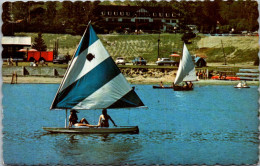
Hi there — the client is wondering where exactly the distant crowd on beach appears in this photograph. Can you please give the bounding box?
[6,57,47,67]
[196,70,209,80]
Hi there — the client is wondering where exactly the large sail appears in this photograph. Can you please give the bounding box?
[174,43,197,85]
[50,22,144,110]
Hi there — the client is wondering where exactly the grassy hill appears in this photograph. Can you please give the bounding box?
[99,33,186,62]
[196,35,259,64]
[16,32,259,64]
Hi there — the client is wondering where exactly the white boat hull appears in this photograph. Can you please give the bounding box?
[43,126,139,134]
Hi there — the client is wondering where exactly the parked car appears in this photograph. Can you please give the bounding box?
[156,58,178,66]
[53,55,70,64]
[115,57,125,65]
[132,57,147,65]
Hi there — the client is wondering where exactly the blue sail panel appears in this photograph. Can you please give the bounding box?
[108,89,144,108]
[60,39,111,92]
[74,24,99,58]
[72,74,136,109]
[52,57,121,109]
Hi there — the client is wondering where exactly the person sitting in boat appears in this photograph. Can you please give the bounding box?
[242,81,248,87]
[159,81,164,88]
[188,81,193,88]
[182,81,193,89]
[69,109,89,127]
[183,82,189,89]
[98,109,117,127]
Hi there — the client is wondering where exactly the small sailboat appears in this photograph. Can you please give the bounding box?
[173,43,197,91]
[152,81,173,89]
[152,86,173,89]
[234,81,250,88]
[43,22,145,134]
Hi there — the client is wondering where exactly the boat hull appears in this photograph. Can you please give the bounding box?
[173,85,193,91]
[234,86,250,88]
[42,126,139,134]
[152,86,173,89]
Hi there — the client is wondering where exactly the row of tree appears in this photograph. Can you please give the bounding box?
[2,0,258,36]
[2,1,100,35]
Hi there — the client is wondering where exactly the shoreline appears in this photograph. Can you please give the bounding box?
[2,76,259,85]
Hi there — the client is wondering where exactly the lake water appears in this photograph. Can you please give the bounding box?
[2,84,259,165]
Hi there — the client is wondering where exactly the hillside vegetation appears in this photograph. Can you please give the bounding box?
[16,32,259,64]
[196,36,259,64]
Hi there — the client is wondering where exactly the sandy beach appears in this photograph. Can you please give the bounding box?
[2,75,259,86]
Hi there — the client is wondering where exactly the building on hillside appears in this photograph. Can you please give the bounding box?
[2,36,31,61]
[95,5,180,33]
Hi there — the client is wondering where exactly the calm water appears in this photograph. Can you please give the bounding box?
[2,84,259,165]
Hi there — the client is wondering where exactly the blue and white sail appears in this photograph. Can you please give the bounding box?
[51,23,144,110]
[174,43,197,85]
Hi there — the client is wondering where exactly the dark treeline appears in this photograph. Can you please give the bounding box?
[2,0,258,36]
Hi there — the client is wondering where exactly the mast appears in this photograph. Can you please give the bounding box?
[157,33,160,60]
[221,40,226,65]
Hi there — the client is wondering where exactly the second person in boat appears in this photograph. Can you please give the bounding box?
[159,81,164,88]
[183,81,193,89]
[98,109,117,127]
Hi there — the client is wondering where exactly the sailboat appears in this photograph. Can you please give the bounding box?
[173,43,197,91]
[234,80,250,88]
[43,22,145,134]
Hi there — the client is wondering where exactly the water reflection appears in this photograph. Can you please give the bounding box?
[68,135,79,144]
[3,84,259,165]
[46,133,142,165]
[141,130,258,144]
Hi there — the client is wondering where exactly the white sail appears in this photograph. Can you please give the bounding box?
[50,22,144,110]
[174,43,196,85]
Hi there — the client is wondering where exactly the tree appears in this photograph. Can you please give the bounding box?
[56,1,75,34]
[2,2,14,35]
[2,2,11,23]
[32,32,47,51]
[11,1,29,22]
[45,2,57,26]
[219,0,258,32]
[254,56,259,66]
[1,1,258,34]
[181,31,196,43]
[200,0,221,33]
